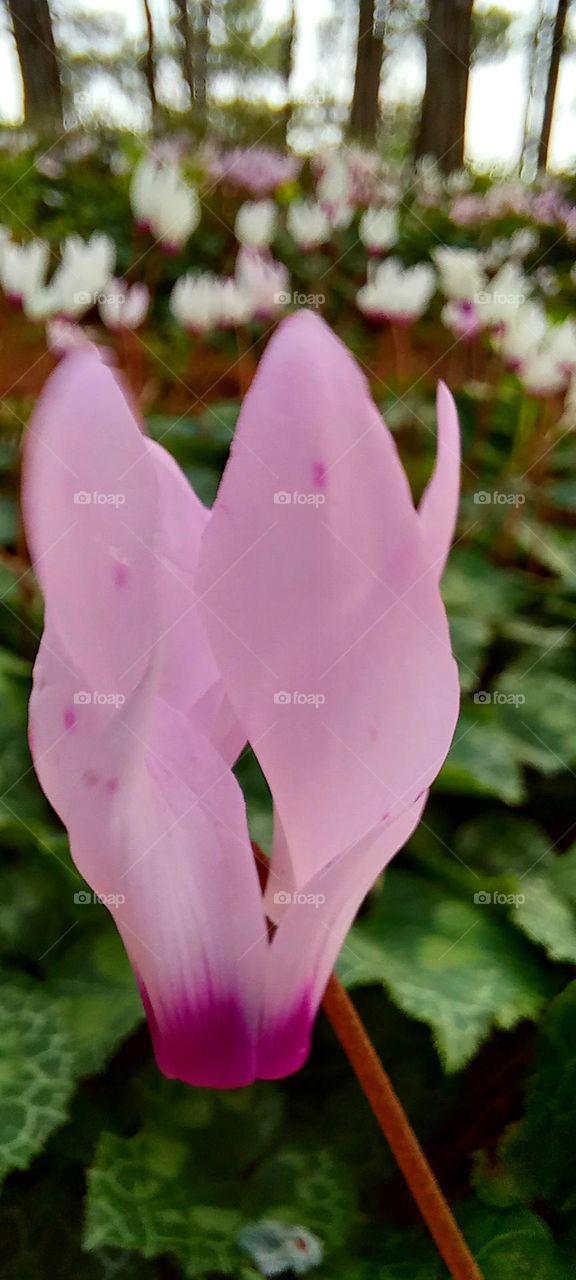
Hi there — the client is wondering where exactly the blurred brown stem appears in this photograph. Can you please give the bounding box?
[322,976,484,1280]
[389,322,413,388]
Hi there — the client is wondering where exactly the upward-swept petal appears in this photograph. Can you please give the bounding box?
[64,681,269,1087]
[418,382,461,579]
[198,311,460,890]
[24,346,158,693]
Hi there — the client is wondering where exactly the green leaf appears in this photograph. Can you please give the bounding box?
[442,548,530,622]
[457,1200,571,1280]
[487,983,576,1218]
[85,1079,355,1276]
[0,984,75,1184]
[437,707,526,803]
[46,927,143,1075]
[495,669,576,776]
[448,614,491,693]
[340,870,555,1071]
[513,847,576,964]
[455,813,553,879]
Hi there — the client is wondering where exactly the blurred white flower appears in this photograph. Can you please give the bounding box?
[316,154,354,228]
[432,247,486,302]
[481,237,509,272]
[170,272,252,332]
[235,247,289,320]
[46,317,91,357]
[519,349,568,398]
[359,207,399,255]
[24,285,61,322]
[215,278,252,328]
[49,233,116,319]
[61,232,115,282]
[547,318,576,373]
[414,155,443,202]
[235,199,277,250]
[286,199,329,250]
[496,301,548,370]
[170,273,222,332]
[477,262,531,328]
[445,169,473,194]
[534,265,560,296]
[0,238,49,308]
[130,156,200,252]
[509,228,539,258]
[99,281,149,331]
[441,299,482,340]
[356,257,436,324]
[561,373,576,428]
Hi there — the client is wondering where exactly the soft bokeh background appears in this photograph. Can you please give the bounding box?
[0,3,576,1278]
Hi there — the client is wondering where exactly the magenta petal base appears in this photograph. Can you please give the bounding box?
[140,984,259,1088]
[257,995,314,1080]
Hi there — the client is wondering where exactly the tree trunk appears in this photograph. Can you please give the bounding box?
[173,0,210,129]
[350,0,384,144]
[173,0,196,102]
[193,0,210,124]
[537,0,568,171]
[416,0,474,173]
[8,0,63,131]
[279,0,295,144]
[142,0,158,124]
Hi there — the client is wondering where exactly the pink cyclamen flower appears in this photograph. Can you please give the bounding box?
[23,312,460,1088]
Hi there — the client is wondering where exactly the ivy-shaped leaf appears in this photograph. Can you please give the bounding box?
[340,870,556,1071]
[45,926,143,1076]
[0,984,76,1184]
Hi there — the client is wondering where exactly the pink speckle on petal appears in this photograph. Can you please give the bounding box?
[113,563,130,589]
[312,461,327,488]
[63,708,76,730]
[106,777,119,794]
[82,770,100,787]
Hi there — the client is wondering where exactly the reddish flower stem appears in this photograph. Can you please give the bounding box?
[322,975,484,1280]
